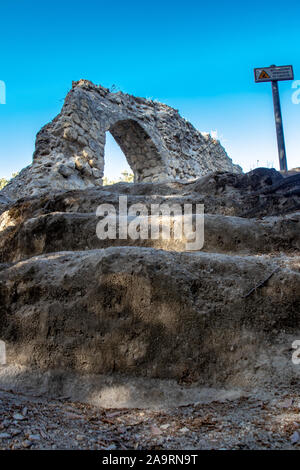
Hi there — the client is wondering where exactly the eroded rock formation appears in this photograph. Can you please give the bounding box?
[0,168,300,400]
[1,80,241,201]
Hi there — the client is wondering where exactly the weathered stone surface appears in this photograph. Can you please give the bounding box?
[0,167,300,393]
[1,168,300,263]
[0,247,299,388]
[1,210,300,263]
[1,79,241,201]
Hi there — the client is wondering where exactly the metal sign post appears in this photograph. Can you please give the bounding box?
[254,64,294,172]
[271,80,287,172]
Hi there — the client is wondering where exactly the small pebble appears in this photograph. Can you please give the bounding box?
[161,424,170,430]
[105,444,117,450]
[13,413,25,421]
[22,440,32,448]
[291,431,300,445]
[179,427,190,433]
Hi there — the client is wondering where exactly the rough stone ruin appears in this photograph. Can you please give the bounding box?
[0,81,300,419]
[1,79,240,201]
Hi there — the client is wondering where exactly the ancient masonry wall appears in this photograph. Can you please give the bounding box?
[2,79,241,200]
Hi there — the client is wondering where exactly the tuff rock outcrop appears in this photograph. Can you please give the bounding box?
[1,80,241,202]
[0,168,300,407]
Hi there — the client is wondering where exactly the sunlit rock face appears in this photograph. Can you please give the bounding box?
[1,79,241,201]
[0,168,300,392]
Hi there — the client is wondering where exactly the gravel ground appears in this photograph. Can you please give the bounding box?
[0,389,300,450]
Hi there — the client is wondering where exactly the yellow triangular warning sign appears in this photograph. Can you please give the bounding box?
[259,70,270,79]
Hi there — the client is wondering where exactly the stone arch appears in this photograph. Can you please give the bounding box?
[1,80,242,201]
[108,119,166,183]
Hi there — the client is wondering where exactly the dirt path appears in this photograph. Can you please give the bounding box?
[0,389,300,450]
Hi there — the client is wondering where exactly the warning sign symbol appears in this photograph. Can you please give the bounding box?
[254,65,293,83]
[259,70,271,79]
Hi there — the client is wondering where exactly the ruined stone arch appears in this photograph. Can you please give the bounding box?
[1,80,241,201]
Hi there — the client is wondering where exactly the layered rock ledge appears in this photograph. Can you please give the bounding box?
[0,168,300,404]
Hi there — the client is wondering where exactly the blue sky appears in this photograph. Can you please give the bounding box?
[0,0,299,180]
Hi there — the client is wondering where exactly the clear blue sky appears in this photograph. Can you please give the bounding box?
[0,0,299,180]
